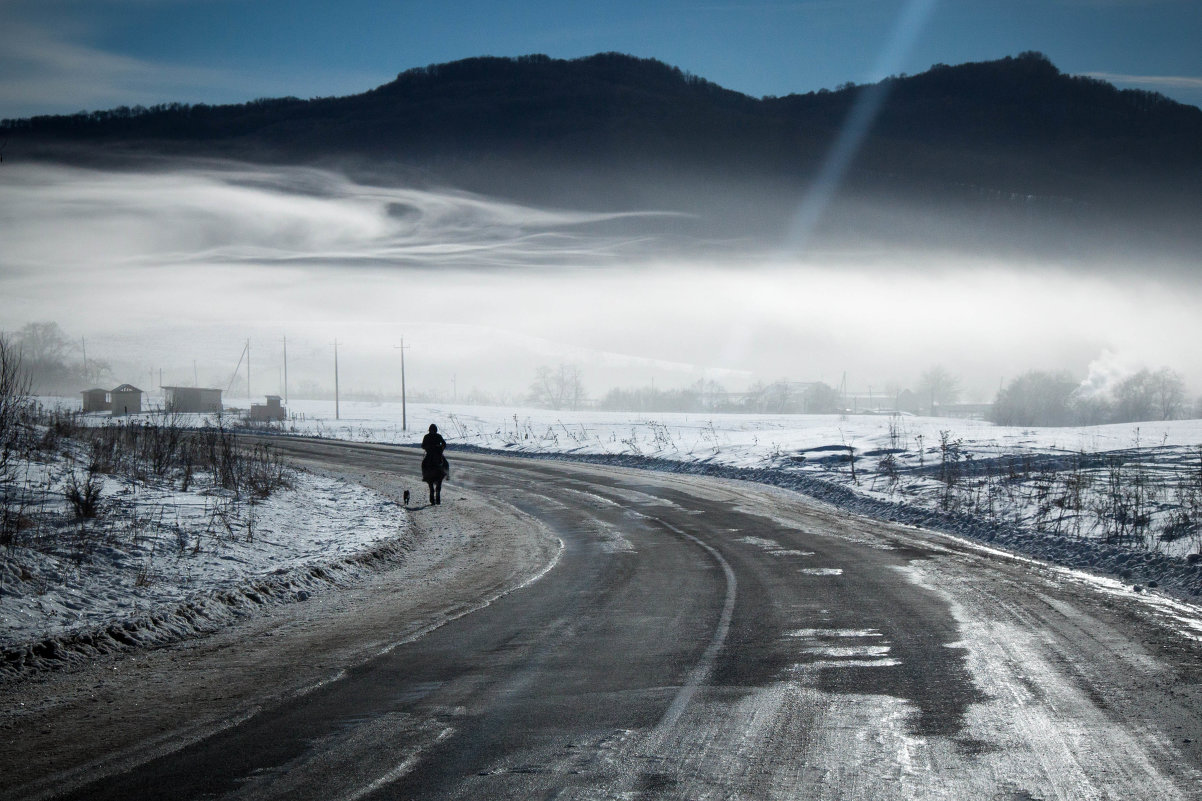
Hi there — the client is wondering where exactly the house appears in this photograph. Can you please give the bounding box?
[109,384,143,416]
[81,388,109,413]
[162,386,223,414]
[249,395,286,422]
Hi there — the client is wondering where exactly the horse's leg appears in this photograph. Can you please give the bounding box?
[427,480,436,505]
[434,478,442,505]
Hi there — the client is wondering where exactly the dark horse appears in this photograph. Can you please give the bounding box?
[421,424,449,505]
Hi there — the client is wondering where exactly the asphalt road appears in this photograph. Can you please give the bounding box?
[36,439,1202,799]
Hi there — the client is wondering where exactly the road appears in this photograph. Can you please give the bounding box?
[6,438,1202,800]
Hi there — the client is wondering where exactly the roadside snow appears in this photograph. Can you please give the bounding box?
[1,447,407,676]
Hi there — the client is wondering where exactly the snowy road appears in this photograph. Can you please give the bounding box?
[6,439,1202,799]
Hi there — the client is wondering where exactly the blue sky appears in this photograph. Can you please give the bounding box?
[2,0,1201,120]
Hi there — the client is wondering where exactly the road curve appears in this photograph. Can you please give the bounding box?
[19,439,1202,799]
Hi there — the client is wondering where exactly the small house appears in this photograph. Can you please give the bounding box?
[109,384,143,416]
[249,395,286,422]
[162,386,223,414]
[81,388,109,413]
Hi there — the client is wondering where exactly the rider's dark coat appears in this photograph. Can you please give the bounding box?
[421,431,448,482]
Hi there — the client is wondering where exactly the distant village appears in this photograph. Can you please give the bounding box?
[80,384,287,422]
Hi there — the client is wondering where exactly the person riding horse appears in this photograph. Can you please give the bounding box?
[421,424,449,505]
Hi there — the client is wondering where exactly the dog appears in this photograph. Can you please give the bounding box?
[402,489,410,507]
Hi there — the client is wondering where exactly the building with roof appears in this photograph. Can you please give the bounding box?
[81,388,109,413]
[162,386,223,414]
[249,395,286,422]
[109,384,143,416]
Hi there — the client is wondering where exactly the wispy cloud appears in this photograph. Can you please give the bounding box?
[0,15,384,119]
[0,162,683,274]
[0,19,229,116]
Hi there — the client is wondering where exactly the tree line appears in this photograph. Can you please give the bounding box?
[527,361,1198,426]
[526,365,964,415]
[990,367,1193,426]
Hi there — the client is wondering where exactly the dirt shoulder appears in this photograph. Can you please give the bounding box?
[0,466,562,801]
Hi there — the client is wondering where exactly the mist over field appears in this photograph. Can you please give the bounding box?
[1,159,1198,403]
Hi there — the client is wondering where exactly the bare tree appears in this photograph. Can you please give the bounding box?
[803,382,841,413]
[1151,367,1186,421]
[917,365,961,414]
[15,321,78,393]
[0,335,32,481]
[1113,369,1157,422]
[1109,367,1187,422]
[528,364,585,410]
[991,370,1077,426]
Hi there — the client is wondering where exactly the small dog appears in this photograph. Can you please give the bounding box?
[402,489,411,507]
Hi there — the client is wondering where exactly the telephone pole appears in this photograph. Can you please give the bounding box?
[394,338,409,431]
[334,339,340,421]
[282,335,288,405]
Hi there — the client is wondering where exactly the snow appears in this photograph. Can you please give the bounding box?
[9,395,1199,675]
[259,398,1202,598]
[1,425,407,675]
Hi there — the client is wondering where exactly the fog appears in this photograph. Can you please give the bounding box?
[1,161,1198,404]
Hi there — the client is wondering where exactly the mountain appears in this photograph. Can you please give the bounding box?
[5,52,1201,259]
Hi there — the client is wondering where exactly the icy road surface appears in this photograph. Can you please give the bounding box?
[3,439,1201,800]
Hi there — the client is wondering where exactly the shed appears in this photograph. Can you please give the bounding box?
[109,384,143,416]
[81,388,109,413]
[249,395,286,422]
[163,386,223,414]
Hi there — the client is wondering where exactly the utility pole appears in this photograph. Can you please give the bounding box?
[334,339,340,420]
[193,360,198,387]
[247,339,251,401]
[80,337,87,383]
[282,335,288,405]
[394,338,409,431]
[452,373,457,403]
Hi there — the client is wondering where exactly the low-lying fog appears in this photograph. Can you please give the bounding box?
[1,161,1198,403]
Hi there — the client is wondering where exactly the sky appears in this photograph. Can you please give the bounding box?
[1,1,1200,406]
[2,0,1202,120]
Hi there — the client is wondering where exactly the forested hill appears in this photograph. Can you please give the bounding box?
[6,51,1201,256]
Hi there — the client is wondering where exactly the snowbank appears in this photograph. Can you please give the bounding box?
[1,459,407,677]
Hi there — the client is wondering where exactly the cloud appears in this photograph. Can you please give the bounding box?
[0,162,683,276]
[0,19,229,117]
[0,13,385,119]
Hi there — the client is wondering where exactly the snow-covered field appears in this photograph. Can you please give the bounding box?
[61,397,1202,561]
[260,398,1202,595]
[1,412,407,674]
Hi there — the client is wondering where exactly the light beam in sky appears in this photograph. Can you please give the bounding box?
[787,0,939,251]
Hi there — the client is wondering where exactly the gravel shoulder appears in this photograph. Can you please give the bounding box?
[0,466,562,801]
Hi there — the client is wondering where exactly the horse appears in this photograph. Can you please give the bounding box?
[421,450,448,505]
